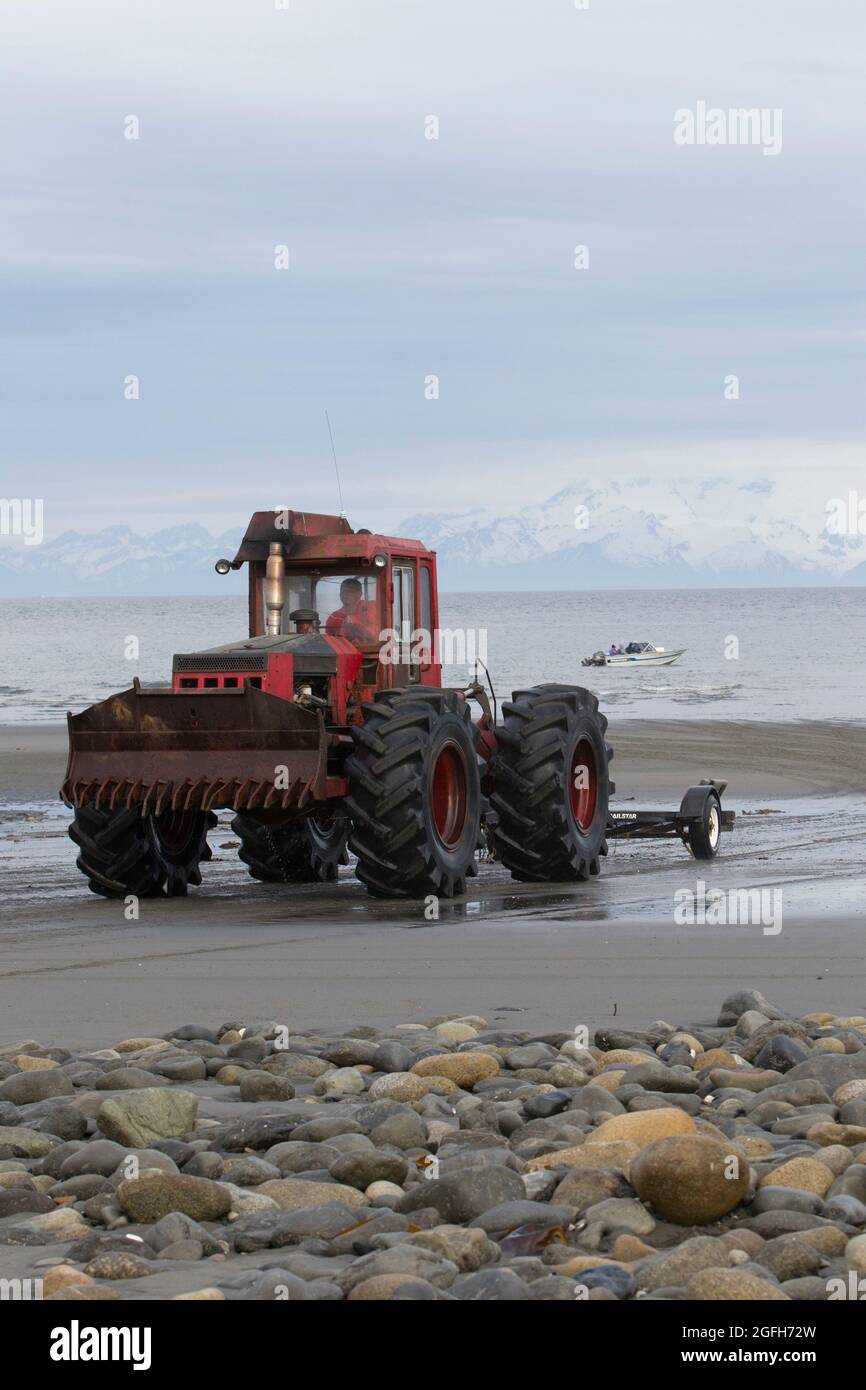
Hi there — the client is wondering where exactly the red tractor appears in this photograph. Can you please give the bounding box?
[62,509,732,898]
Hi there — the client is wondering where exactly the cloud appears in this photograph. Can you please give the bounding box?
[1,0,863,535]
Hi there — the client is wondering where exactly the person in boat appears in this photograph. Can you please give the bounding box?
[609,643,619,655]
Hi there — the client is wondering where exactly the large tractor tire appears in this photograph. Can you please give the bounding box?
[231,813,350,883]
[490,684,612,882]
[346,688,482,899]
[68,805,216,898]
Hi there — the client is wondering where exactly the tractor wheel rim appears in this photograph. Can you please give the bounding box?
[708,804,720,847]
[570,738,598,832]
[431,741,469,849]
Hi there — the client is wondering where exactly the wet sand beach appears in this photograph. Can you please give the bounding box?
[1,719,865,1049]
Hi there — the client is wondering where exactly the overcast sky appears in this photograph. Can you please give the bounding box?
[1,0,864,539]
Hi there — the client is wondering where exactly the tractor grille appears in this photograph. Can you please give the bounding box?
[173,652,268,673]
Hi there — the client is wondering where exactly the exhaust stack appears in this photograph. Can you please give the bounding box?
[265,541,286,636]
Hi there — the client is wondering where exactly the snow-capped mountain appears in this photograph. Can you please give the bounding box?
[1,478,864,594]
[401,478,866,589]
[0,524,244,596]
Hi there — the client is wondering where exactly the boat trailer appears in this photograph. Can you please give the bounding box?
[606,780,734,860]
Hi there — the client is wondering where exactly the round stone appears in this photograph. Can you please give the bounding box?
[216,1064,249,1088]
[411,1053,500,1087]
[116,1172,232,1223]
[687,1269,790,1300]
[435,1022,479,1043]
[368,1073,428,1102]
[238,1071,295,1103]
[759,1157,835,1196]
[846,1233,866,1274]
[630,1135,749,1225]
[589,1107,695,1148]
[314,1067,367,1097]
[42,1266,95,1295]
[365,1181,405,1207]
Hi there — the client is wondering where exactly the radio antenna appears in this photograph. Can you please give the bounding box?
[324,410,345,517]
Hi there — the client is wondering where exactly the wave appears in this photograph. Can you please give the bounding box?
[599,683,744,705]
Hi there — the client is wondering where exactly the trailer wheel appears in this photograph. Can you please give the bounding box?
[68,805,216,898]
[684,789,722,860]
[345,689,482,898]
[231,813,350,883]
[489,684,611,882]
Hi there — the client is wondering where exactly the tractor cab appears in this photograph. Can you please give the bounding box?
[217,509,443,700]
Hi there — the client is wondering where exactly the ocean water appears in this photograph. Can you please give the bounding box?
[1,589,864,724]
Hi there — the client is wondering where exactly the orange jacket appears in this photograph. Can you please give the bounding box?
[325,600,379,643]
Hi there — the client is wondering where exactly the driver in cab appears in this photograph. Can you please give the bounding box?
[325,578,379,644]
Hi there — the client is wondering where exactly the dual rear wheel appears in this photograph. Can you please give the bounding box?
[345,683,611,897]
[488,684,612,882]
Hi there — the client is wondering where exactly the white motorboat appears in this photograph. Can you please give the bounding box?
[582,642,685,668]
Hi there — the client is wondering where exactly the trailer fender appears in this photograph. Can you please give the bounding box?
[678,783,722,821]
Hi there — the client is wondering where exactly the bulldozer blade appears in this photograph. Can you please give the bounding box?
[61,684,328,815]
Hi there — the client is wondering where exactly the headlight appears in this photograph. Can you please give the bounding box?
[373,553,387,568]
[214,558,232,575]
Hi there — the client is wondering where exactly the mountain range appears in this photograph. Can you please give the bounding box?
[2,479,865,594]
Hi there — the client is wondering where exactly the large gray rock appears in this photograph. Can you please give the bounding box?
[371,1041,415,1073]
[749,1186,826,1217]
[504,1044,558,1070]
[94,1068,171,1091]
[238,1071,295,1103]
[215,1115,300,1151]
[149,1056,208,1083]
[25,1102,88,1141]
[97,1088,198,1147]
[470,1200,576,1233]
[718,991,785,1027]
[60,1140,129,1177]
[784,1053,866,1090]
[328,1150,408,1190]
[398,1165,525,1222]
[0,1070,74,1106]
[0,1125,60,1159]
[0,1189,55,1218]
[338,1244,458,1294]
[148,1211,228,1255]
[635,1236,731,1292]
[115,1171,232,1223]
